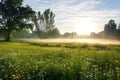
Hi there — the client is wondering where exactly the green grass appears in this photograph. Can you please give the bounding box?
[0,41,120,80]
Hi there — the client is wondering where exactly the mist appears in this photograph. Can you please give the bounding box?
[23,38,120,45]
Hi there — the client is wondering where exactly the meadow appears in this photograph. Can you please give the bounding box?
[0,41,120,80]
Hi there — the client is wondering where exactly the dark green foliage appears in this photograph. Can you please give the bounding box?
[0,0,35,41]
[104,19,116,36]
[104,19,120,39]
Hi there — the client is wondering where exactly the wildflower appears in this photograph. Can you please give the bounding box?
[115,67,120,72]
[114,60,119,64]
[12,74,16,77]
[67,67,70,70]
[26,63,30,66]
[103,70,106,73]
[92,65,97,68]
[105,63,108,65]
[109,64,112,67]
[12,74,21,79]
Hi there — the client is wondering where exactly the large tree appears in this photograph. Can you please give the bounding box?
[0,0,35,41]
[33,9,60,38]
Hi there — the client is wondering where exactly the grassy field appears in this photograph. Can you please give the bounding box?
[0,41,120,80]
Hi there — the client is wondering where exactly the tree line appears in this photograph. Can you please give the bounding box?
[90,19,120,39]
[0,0,60,41]
[58,19,120,39]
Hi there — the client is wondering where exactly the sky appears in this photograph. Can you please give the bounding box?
[23,0,120,35]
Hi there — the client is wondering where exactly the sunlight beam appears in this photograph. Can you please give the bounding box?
[75,19,97,35]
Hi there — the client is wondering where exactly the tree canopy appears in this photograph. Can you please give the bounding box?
[0,0,35,41]
[104,19,120,39]
[33,9,60,38]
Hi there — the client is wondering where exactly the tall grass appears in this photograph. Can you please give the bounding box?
[0,41,120,80]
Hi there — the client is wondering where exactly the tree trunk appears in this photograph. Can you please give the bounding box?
[5,32,11,41]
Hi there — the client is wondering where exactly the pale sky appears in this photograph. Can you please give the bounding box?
[23,0,120,35]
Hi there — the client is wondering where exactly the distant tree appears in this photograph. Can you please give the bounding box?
[63,32,71,38]
[90,32,96,38]
[13,30,30,38]
[104,24,109,35]
[45,28,60,38]
[33,9,60,38]
[43,9,55,32]
[62,32,77,38]
[109,20,117,32]
[104,19,117,38]
[118,24,120,31]
[0,0,35,41]
[116,24,120,39]
[71,32,77,38]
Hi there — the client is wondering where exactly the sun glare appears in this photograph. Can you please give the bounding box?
[75,20,97,35]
